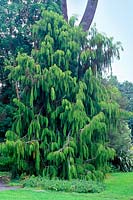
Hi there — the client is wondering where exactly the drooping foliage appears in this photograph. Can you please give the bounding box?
[87,26,123,76]
[0,0,121,141]
[0,0,62,140]
[0,10,128,179]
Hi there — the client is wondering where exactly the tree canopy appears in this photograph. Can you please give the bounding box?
[0,9,132,179]
[0,1,132,178]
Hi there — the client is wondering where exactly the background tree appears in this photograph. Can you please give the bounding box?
[107,76,133,171]
[108,76,133,143]
[119,81,133,112]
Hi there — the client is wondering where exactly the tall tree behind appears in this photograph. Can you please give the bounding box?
[106,76,133,170]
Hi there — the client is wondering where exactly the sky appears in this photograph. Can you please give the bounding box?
[67,0,133,83]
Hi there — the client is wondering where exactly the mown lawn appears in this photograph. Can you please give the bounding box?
[0,172,133,200]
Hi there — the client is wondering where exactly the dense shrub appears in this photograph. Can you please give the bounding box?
[22,176,104,193]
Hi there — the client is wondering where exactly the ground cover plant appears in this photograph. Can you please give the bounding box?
[21,176,104,193]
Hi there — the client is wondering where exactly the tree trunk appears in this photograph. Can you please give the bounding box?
[61,0,68,22]
[80,0,98,31]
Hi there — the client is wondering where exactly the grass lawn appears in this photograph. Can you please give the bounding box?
[0,172,133,200]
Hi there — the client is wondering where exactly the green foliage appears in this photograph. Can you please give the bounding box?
[0,156,13,171]
[0,0,62,60]
[81,25,123,76]
[45,0,62,14]
[108,76,133,112]
[0,0,62,139]
[119,81,133,112]
[106,76,133,171]
[0,102,14,140]
[22,176,104,193]
[0,10,128,179]
[116,150,133,172]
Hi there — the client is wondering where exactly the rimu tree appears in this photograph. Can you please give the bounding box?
[0,10,126,179]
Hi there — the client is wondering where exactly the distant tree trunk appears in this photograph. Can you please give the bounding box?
[80,0,98,31]
[61,0,68,22]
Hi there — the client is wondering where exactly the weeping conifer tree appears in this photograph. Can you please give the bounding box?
[0,10,126,179]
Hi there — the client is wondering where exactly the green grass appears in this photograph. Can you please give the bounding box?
[0,172,133,200]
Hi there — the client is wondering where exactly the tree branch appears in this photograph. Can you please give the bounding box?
[61,0,68,22]
[80,0,98,31]
[15,82,20,100]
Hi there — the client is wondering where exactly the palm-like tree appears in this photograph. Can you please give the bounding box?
[61,0,98,31]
